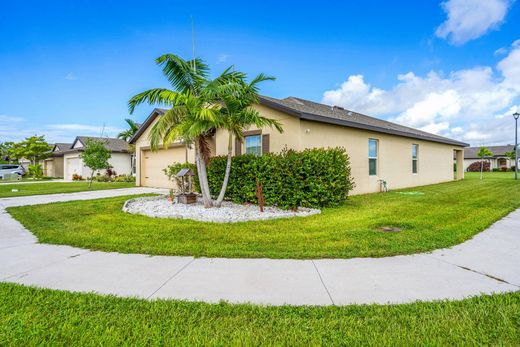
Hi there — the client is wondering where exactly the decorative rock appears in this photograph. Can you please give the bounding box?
[122,196,321,223]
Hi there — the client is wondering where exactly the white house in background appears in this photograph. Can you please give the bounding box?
[463,145,517,171]
[62,136,133,179]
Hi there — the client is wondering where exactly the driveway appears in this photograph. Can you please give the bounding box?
[0,188,518,306]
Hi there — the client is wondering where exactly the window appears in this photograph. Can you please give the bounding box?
[245,135,262,156]
[368,139,378,176]
[412,144,418,174]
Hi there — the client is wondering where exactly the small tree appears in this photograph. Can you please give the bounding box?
[81,139,111,188]
[477,146,493,180]
[9,135,52,166]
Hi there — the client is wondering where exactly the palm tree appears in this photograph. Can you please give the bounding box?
[477,146,493,180]
[213,73,283,207]
[117,119,140,141]
[128,54,238,207]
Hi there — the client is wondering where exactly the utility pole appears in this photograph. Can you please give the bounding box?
[514,112,519,180]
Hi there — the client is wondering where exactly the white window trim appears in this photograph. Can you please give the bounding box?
[412,144,419,174]
[368,138,378,176]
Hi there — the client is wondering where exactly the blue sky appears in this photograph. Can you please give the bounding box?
[1,0,519,145]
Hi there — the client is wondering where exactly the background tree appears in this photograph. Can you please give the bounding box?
[82,139,111,188]
[505,149,518,169]
[117,119,140,141]
[212,73,283,207]
[9,135,52,165]
[477,146,493,180]
[128,53,239,208]
[0,141,14,162]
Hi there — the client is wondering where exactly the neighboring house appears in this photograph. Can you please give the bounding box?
[43,143,72,177]
[129,96,468,195]
[61,136,133,179]
[463,145,517,171]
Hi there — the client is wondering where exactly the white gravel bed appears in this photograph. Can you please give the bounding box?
[122,195,321,223]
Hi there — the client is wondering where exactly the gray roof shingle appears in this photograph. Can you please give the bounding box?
[75,136,130,152]
[259,96,468,147]
[129,97,468,147]
[464,145,515,159]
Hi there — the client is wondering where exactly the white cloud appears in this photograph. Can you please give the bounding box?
[65,72,77,80]
[216,54,230,64]
[321,40,520,146]
[0,117,124,144]
[435,0,512,45]
[0,115,25,123]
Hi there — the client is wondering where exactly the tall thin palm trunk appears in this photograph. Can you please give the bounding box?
[215,133,233,207]
[194,141,213,208]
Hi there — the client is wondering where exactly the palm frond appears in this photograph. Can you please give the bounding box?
[156,54,208,94]
[128,88,180,114]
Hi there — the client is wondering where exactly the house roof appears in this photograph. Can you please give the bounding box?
[60,136,130,154]
[129,108,167,144]
[464,145,515,159]
[259,96,468,147]
[53,143,73,152]
[129,96,468,147]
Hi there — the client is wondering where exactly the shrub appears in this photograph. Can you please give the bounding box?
[207,147,354,209]
[94,174,112,182]
[466,161,490,172]
[28,164,43,178]
[72,173,83,181]
[492,168,500,172]
[163,162,200,193]
[511,165,516,172]
[114,174,135,183]
[500,167,508,172]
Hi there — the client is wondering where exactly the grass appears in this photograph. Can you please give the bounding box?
[0,181,135,197]
[0,176,57,183]
[0,283,519,345]
[7,172,520,259]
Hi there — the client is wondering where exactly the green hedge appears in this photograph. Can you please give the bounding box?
[207,147,354,209]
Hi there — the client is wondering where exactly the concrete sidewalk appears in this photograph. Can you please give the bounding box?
[0,189,518,306]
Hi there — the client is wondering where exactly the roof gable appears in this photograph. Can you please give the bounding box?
[129,108,167,144]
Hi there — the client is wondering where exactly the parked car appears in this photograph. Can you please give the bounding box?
[0,164,26,180]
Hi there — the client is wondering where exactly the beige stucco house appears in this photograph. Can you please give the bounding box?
[55,136,133,180]
[130,96,468,195]
[42,143,71,177]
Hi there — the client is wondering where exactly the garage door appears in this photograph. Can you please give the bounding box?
[141,147,186,188]
[66,157,80,179]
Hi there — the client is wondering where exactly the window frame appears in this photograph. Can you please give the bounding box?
[412,144,418,174]
[368,138,378,176]
[244,134,262,156]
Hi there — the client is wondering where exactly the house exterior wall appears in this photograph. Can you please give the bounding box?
[297,120,458,194]
[134,105,464,194]
[43,157,64,177]
[134,116,196,187]
[63,152,132,180]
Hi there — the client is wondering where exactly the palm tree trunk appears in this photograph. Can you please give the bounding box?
[480,159,483,180]
[215,133,233,207]
[194,141,213,208]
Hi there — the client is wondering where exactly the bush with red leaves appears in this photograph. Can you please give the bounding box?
[466,161,490,172]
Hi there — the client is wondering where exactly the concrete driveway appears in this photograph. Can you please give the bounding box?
[0,188,519,306]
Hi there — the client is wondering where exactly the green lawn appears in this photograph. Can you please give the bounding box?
[0,283,518,345]
[0,176,58,184]
[0,181,135,197]
[7,172,520,259]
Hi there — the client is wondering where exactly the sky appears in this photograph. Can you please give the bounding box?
[0,0,519,146]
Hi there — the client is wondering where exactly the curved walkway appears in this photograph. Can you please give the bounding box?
[1,188,519,306]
